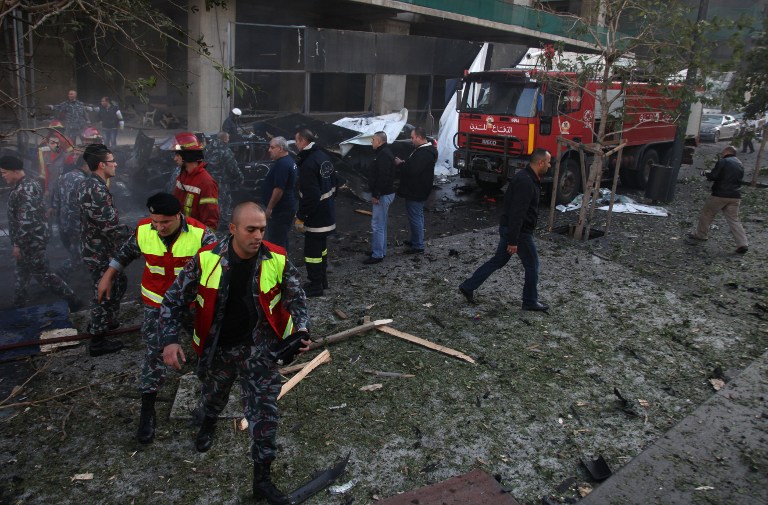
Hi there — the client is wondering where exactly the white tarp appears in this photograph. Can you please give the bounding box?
[435,43,490,176]
[335,109,409,156]
[556,189,669,216]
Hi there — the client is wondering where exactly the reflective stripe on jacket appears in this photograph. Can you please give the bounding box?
[136,216,208,307]
[191,240,294,355]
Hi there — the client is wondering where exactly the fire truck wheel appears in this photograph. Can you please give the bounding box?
[636,148,659,189]
[555,158,581,205]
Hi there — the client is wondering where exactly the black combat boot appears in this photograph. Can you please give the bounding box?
[195,415,217,452]
[321,255,329,289]
[137,392,157,444]
[253,462,289,504]
[89,335,124,357]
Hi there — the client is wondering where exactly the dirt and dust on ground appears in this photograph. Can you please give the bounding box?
[0,141,766,505]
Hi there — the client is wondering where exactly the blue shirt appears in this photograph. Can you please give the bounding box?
[262,155,298,215]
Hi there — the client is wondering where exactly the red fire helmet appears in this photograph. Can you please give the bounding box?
[173,132,203,151]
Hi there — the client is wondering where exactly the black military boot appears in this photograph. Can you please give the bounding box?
[195,415,217,452]
[89,335,124,357]
[321,255,329,289]
[137,392,157,444]
[253,462,289,505]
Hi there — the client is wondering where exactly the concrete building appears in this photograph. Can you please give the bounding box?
[1,0,765,136]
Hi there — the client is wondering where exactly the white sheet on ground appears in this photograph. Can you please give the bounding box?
[555,189,668,216]
[435,43,489,176]
[336,109,409,156]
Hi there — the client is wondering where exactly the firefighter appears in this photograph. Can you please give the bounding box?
[171,132,220,231]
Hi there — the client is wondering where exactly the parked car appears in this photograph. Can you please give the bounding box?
[699,114,740,143]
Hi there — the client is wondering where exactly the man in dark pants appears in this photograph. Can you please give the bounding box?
[395,126,437,254]
[364,131,396,264]
[458,148,551,311]
[98,193,216,444]
[294,129,337,297]
[263,136,298,252]
[160,202,310,504]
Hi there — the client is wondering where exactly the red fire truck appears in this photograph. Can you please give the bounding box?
[453,69,700,203]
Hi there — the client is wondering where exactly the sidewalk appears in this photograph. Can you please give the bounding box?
[580,351,768,504]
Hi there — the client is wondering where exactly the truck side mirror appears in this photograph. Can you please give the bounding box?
[456,89,463,111]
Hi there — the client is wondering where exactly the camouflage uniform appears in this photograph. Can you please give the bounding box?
[51,167,87,277]
[159,236,309,463]
[204,138,243,226]
[77,173,131,334]
[109,217,216,393]
[53,99,89,142]
[7,176,77,306]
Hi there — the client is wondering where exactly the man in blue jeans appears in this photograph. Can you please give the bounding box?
[458,148,551,311]
[364,131,396,264]
[395,127,437,254]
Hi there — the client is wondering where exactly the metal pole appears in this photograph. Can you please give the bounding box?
[669,0,710,170]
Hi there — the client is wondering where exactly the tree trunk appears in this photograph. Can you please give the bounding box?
[751,125,767,187]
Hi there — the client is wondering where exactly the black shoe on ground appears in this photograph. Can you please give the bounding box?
[458,286,475,304]
[522,301,549,312]
[253,462,289,504]
[404,248,424,255]
[89,337,124,357]
[363,257,383,265]
[303,283,324,298]
[736,246,749,254]
[137,402,156,444]
[196,416,217,452]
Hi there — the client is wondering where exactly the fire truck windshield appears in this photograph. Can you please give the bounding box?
[460,80,538,117]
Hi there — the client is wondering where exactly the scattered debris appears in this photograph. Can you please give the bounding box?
[328,478,358,495]
[287,453,350,504]
[334,309,348,320]
[363,369,415,379]
[378,325,476,364]
[278,350,331,400]
[709,378,725,391]
[354,209,373,216]
[307,319,393,351]
[71,473,94,481]
[360,384,383,392]
[577,483,593,497]
[581,456,612,481]
[328,403,347,410]
[239,418,248,431]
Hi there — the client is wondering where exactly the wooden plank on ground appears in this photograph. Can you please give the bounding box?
[378,326,476,364]
[278,349,331,400]
[306,319,393,351]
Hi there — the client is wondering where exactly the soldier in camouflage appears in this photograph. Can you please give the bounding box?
[51,90,90,144]
[97,192,216,444]
[160,201,310,505]
[77,144,131,356]
[0,155,82,311]
[51,158,89,278]
[204,132,243,228]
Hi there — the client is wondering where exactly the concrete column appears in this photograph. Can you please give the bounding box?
[187,3,235,132]
[371,19,410,115]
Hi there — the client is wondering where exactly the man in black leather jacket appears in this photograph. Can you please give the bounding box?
[688,145,749,254]
[395,127,437,254]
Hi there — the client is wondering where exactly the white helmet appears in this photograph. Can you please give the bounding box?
[232,108,242,116]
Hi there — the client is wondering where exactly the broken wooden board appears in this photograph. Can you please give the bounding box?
[354,209,373,216]
[377,469,519,505]
[278,349,331,400]
[378,326,476,364]
[39,328,79,353]
[306,319,393,351]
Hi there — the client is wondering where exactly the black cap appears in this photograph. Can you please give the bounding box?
[147,192,181,216]
[0,155,23,171]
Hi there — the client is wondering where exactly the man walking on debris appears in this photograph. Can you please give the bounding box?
[77,144,131,356]
[172,132,220,231]
[395,126,437,254]
[263,136,298,252]
[159,201,310,504]
[97,193,216,444]
[459,148,551,311]
[294,129,337,297]
[204,131,243,228]
[687,145,749,254]
[1,155,83,312]
[51,152,90,279]
[363,131,396,264]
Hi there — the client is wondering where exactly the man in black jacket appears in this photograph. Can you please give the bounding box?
[294,129,337,296]
[395,127,437,254]
[458,148,551,311]
[364,131,396,264]
[688,145,749,254]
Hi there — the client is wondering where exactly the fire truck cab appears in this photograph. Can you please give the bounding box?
[453,69,694,204]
